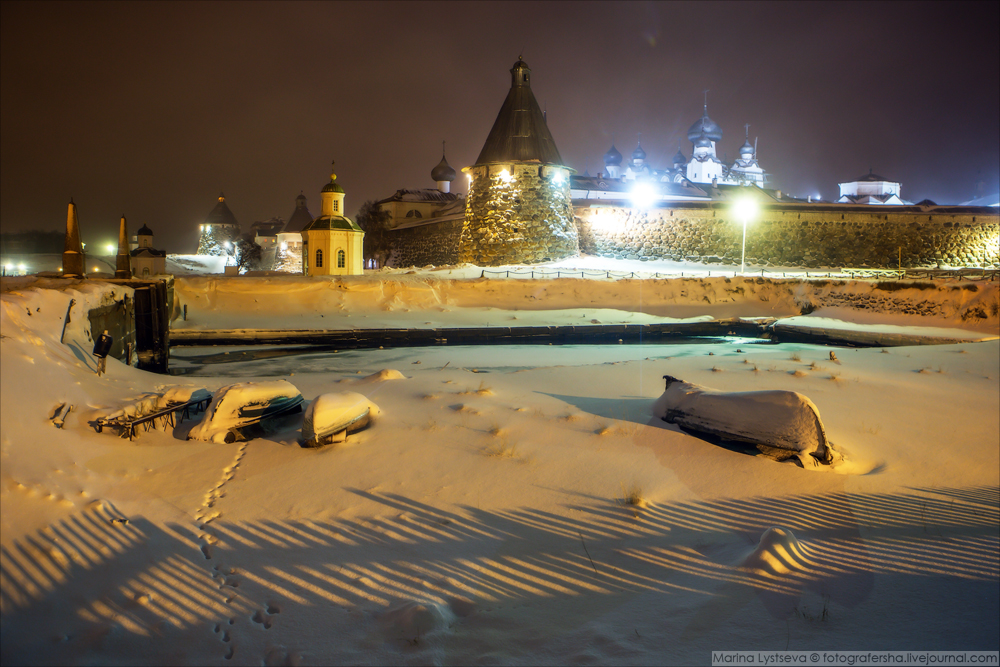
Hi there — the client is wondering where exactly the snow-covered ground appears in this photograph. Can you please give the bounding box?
[1,262,998,665]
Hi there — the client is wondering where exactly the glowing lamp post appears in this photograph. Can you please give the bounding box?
[733,198,757,275]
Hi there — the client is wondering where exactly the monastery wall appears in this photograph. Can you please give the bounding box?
[575,205,1000,269]
[384,202,998,269]
[388,218,463,267]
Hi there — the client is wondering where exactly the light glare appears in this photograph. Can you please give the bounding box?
[734,198,757,221]
[630,183,656,208]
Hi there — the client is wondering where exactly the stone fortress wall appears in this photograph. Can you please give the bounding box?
[386,202,999,269]
[576,203,1000,269]
[388,218,464,268]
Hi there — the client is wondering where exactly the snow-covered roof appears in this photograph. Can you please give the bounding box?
[376,189,459,206]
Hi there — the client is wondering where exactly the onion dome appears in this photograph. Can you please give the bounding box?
[603,144,623,166]
[431,154,456,182]
[321,163,345,194]
[672,146,686,165]
[739,138,754,156]
[137,224,153,236]
[693,134,713,149]
[632,142,647,161]
[687,106,722,143]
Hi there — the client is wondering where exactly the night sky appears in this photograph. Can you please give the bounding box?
[2,1,998,253]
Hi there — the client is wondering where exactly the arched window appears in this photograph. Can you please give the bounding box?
[337,250,346,268]
[315,249,323,268]
[142,266,150,277]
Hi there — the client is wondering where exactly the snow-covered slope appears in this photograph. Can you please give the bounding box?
[1,269,997,665]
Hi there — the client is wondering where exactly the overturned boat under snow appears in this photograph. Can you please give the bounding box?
[188,380,304,444]
[653,375,834,465]
[301,391,380,448]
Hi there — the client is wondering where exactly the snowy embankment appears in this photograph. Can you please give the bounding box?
[1,271,998,665]
[171,271,1000,339]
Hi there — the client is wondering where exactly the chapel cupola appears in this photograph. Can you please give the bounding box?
[320,160,346,216]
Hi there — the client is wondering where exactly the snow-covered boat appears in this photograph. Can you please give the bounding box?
[301,391,380,448]
[188,380,304,443]
[653,375,833,465]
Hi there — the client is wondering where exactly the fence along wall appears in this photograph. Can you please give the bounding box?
[576,204,999,269]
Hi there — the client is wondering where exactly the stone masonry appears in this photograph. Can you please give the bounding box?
[458,165,579,266]
[389,218,464,267]
[576,204,999,269]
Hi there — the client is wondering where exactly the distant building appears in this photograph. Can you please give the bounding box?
[587,103,768,194]
[837,170,911,205]
[251,217,285,250]
[130,224,167,277]
[960,192,1000,207]
[301,162,364,276]
[377,149,463,229]
[274,193,313,273]
[196,193,241,255]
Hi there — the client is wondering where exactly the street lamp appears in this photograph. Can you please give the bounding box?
[733,198,757,275]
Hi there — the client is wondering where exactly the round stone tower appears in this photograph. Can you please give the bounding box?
[459,58,579,266]
[196,192,241,256]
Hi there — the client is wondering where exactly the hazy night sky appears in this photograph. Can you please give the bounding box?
[2,1,998,253]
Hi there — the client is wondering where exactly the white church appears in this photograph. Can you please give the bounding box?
[569,99,774,204]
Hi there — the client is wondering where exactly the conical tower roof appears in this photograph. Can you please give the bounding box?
[204,192,239,227]
[286,191,314,233]
[473,58,565,167]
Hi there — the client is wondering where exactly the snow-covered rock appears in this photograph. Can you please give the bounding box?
[653,375,833,464]
[188,380,303,443]
[301,391,380,447]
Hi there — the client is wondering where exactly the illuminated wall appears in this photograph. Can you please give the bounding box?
[388,218,464,267]
[459,164,579,266]
[576,205,1000,269]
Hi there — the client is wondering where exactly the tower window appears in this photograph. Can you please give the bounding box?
[315,249,323,268]
[337,250,346,268]
[333,200,339,212]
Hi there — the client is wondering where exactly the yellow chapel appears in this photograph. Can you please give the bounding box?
[301,161,364,276]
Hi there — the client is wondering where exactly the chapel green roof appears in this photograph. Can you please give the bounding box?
[303,215,362,232]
